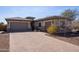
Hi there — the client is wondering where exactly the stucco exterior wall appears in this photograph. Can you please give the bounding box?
[34,19,71,32]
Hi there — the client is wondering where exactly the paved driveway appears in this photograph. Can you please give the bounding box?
[10,32,79,52]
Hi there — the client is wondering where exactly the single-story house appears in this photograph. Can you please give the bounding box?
[5,17,34,32]
[35,16,72,32]
[5,16,72,32]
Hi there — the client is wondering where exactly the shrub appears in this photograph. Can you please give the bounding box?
[0,24,7,31]
[47,25,58,34]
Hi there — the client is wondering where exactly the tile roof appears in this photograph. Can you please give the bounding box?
[5,17,33,21]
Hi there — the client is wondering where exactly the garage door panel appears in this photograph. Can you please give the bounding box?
[10,22,29,32]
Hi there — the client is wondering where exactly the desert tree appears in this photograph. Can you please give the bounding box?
[61,9,79,20]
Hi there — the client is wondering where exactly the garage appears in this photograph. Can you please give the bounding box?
[5,17,33,32]
[10,21,29,32]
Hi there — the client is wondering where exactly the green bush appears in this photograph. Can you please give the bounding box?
[47,25,58,34]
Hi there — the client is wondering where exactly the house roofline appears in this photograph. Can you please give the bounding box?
[5,17,33,21]
[35,16,72,21]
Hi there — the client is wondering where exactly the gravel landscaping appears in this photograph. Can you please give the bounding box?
[47,33,79,46]
[0,32,9,52]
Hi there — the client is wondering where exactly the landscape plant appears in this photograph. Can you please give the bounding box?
[47,25,58,34]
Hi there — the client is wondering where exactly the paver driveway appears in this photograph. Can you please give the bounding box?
[10,32,79,52]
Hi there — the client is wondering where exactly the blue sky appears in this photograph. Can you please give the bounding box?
[0,6,79,24]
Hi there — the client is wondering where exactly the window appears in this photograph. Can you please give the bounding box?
[52,20,54,24]
[45,21,51,27]
[60,21,65,28]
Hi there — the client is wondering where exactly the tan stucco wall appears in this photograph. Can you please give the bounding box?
[7,21,32,32]
[35,19,71,30]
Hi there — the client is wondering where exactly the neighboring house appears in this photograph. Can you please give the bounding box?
[35,16,72,32]
[5,17,33,32]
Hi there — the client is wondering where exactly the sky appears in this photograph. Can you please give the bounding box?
[0,6,79,24]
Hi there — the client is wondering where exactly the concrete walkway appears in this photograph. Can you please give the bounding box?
[10,32,79,52]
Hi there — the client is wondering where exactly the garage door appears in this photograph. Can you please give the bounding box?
[10,22,29,32]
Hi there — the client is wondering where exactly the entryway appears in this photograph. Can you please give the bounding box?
[31,21,35,31]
